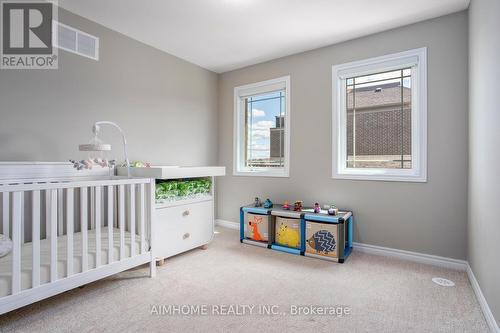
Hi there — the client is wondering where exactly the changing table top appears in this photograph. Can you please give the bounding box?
[117,166,225,179]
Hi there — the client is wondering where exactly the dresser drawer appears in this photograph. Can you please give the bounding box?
[154,200,214,259]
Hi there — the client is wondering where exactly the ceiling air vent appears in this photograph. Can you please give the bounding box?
[53,21,99,61]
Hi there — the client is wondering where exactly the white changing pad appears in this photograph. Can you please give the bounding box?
[0,227,147,297]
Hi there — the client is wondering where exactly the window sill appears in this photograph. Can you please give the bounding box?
[332,171,427,183]
[233,170,290,178]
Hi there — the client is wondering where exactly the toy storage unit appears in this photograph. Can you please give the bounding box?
[240,204,353,263]
[303,212,353,263]
[240,206,273,248]
[118,166,225,262]
[271,208,304,255]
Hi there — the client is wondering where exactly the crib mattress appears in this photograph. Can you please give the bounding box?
[0,228,147,297]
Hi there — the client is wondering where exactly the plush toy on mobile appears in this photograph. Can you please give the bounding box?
[314,202,321,213]
[293,200,303,212]
[282,201,290,210]
[263,198,273,208]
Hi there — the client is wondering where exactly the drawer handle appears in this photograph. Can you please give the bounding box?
[183,233,190,239]
[182,210,190,217]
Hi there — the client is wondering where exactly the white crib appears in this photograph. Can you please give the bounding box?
[0,163,156,314]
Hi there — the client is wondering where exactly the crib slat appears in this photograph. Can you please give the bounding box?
[66,188,74,276]
[80,187,88,272]
[57,188,63,236]
[139,184,145,254]
[50,189,58,282]
[95,186,101,268]
[32,190,40,288]
[90,187,95,230]
[129,185,136,257]
[107,186,114,264]
[119,185,125,260]
[45,190,51,239]
[20,193,24,244]
[11,192,22,295]
[2,192,9,238]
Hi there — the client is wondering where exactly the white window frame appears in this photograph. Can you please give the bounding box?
[233,76,291,177]
[332,47,427,182]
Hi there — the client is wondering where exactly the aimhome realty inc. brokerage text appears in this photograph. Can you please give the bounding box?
[150,304,352,317]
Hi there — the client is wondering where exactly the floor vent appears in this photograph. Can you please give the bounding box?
[432,277,455,287]
[53,21,99,61]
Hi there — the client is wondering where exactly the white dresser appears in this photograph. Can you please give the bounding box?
[118,166,225,262]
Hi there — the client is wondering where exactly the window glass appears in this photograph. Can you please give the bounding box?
[345,68,412,169]
[244,90,286,168]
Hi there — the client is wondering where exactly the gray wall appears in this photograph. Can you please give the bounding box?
[217,12,469,259]
[468,0,500,326]
[0,8,218,166]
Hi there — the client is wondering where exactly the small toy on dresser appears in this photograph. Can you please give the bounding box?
[263,198,273,208]
[327,205,339,216]
[254,197,262,207]
[282,201,290,210]
[129,161,151,168]
[313,203,321,213]
[293,201,303,212]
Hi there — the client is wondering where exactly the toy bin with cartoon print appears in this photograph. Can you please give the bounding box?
[270,208,304,255]
[240,205,273,248]
[244,213,270,243]
[305,221,340,261]
[274,217,301,248]
[303,210,353,263]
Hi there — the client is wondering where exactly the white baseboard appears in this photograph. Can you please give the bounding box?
[467,264,500,333]
[353,242,468,271]
[216,219,239,230]
[216,219,498,331]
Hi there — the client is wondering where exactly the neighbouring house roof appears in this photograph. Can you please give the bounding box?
[347,82,411,110]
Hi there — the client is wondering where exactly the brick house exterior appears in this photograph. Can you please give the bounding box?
[346,82,411,157]
[270,116,284,158]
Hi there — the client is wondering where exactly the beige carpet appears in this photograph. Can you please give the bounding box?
[0,227,489,332]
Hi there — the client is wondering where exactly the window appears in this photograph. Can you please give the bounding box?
[234,76,290,177]
[332,48,427,182]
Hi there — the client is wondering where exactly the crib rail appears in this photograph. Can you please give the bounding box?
[0,176,155,303]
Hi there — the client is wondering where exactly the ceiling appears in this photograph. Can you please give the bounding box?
[59,0,470,73]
